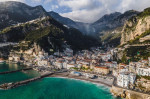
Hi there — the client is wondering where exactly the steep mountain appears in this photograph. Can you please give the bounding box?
[0,16,100,53]
[92,11,139,34]
[0,1,92,35]
[48,11,91,35]
[48,11,77,28]
[92,12,121,32]
[116,7,150,63]
[0,1,48,30]
[48,10,139,40]
[94,10,139,47]
[121,7,150,45]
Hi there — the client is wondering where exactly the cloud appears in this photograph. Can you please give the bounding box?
[32,0,41,3]
[44,0,52,4]
[51,5,59,10]
[59,0,99,10]
[1,0,150,23]
[58,0,150,23]
[0,0,24,2]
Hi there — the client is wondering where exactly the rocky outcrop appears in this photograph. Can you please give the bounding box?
[94,10,139,46]
[92,10,139,34]
[121,8,150,45]
[110,85,150,99]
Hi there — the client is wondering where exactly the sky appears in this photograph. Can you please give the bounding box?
[1,0,150,23]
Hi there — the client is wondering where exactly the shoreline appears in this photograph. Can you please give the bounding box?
[50,76,111,88]
[48,72,112,88]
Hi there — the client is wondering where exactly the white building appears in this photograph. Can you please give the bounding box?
[148,57,150,66]
[54,61,63,69]
[117,72,136,88]
[101,54,112,61]
[9,56,20,62]
[66,64,75,69]
[37,60,48,67]
[104,61,117,71]
[137,67,150,76]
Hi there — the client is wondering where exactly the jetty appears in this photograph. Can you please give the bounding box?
[0,72,54,89]
[0,42,18,48]
[0,68,32,74]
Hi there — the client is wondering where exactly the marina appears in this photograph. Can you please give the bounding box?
[0,72,54,89]
[0,63,118,99]
[0,67,32,74]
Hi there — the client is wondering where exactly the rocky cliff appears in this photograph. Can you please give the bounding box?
[95,10,139,47]
[110,85,150,99]
[121,8,150,45]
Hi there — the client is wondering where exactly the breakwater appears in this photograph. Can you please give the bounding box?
[0,68,32,74]
[0,72,54,89]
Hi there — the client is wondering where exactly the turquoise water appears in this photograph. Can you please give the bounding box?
[0,63,120,99]
[0,63,25,72]
[0,78,119,99]
[0,63,40,84]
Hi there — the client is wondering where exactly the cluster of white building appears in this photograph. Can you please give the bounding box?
[115,58,150,88]
[8,45,120,76]
[117,72,136,88]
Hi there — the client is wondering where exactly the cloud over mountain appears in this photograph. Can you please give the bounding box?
[1,0,150,23]
[59,0,150,23]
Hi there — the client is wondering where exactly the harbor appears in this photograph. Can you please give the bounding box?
[0,68,32,74]
[0,72,54,89]
[0,63,117,99]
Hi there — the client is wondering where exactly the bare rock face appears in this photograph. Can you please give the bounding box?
[111,86,150,99]
[121,15,150,45]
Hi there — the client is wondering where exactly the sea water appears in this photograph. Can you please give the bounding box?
[0,63,120,99]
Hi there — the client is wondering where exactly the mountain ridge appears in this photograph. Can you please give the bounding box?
[121,7,150,45]
[0,1,48,30]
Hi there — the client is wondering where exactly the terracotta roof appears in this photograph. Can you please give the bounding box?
[142,59,148,61]
[0,58,4,60]
[68,64,75,65]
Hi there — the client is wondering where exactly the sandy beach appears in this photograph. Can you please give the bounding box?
[49,72,113,87]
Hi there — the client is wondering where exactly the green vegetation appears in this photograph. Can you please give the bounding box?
[124,46,150,62]
[25,26,63,42]
[101,31,121,47]
[136,75,141,79]
[0,16,100,53]
[142,76,150,80]
[139,7,150,18]
[70,67,79,70]
[121,54,128,64]
[0,27,12,34]
[119,44,150,63]
[70,67,92,71]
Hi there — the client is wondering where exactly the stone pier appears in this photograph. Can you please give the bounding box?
[0,72,54,89]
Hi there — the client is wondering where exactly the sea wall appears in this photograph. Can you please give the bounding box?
[110,85,150,99]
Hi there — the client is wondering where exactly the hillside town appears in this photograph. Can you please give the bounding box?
[4,41,150,94]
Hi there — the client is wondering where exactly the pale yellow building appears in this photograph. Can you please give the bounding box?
[94,66,110,75]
